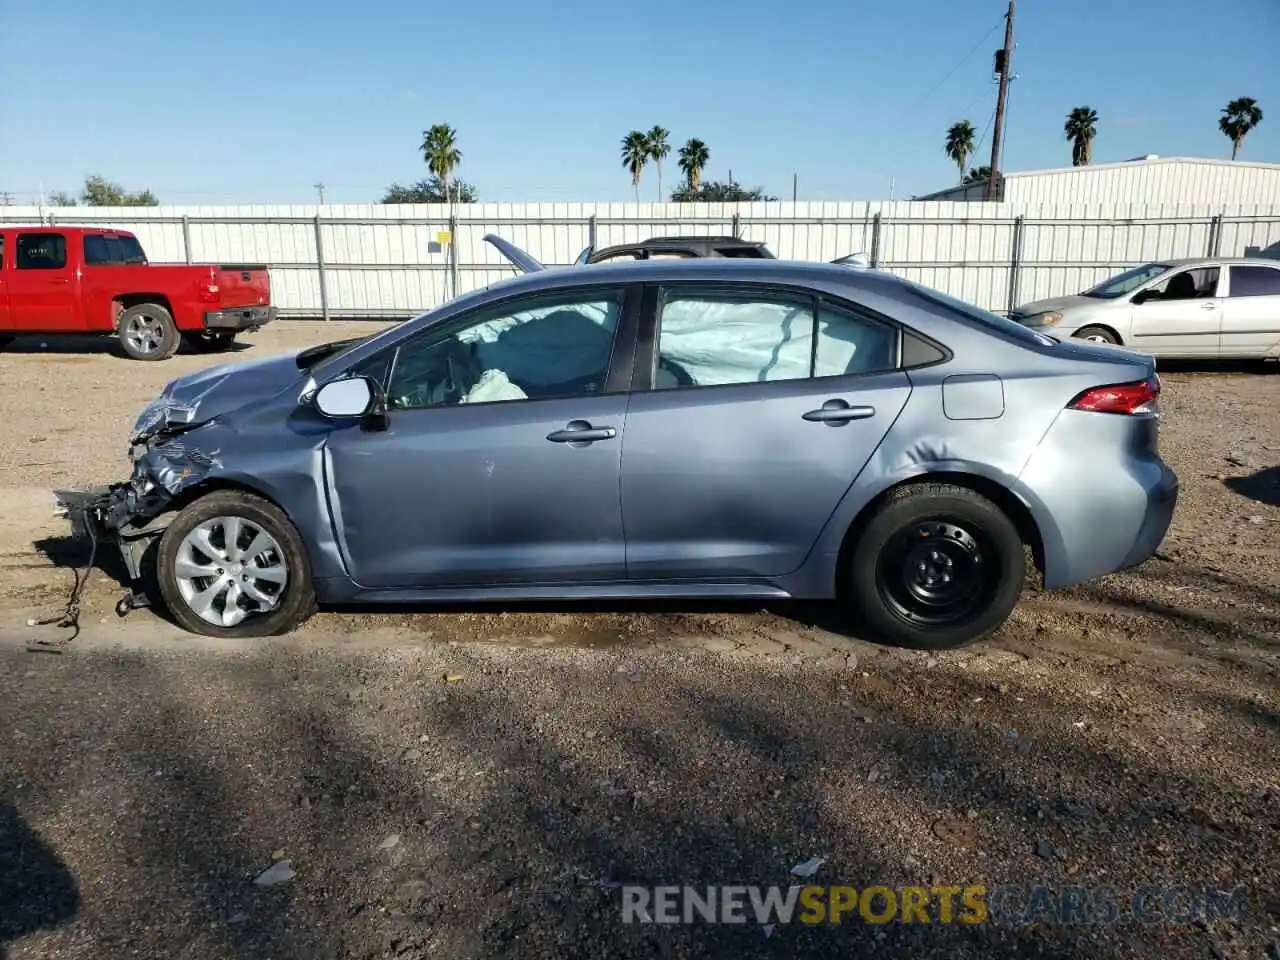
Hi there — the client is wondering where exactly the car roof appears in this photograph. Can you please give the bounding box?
[1157,256,1280,268]
[486,256,904,298]
[633,236,765,245]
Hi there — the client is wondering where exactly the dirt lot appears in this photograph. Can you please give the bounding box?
[0,325,1277,959]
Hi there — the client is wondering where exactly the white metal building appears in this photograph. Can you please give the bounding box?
[916,156,1280,207]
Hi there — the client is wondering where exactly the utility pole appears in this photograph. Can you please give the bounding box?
[792,173,798,202]
[314,182,326,204]
[986,1,1015,201]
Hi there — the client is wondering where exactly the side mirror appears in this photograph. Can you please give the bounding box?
[313,376,375,419]
[1131,289,1152,305]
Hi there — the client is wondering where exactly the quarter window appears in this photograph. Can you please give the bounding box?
[1228,265,1280,298]
[653,289,897,390]
[16,233,67,270]
[372,289,626,410]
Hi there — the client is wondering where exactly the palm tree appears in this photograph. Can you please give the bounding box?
[944,121,976,183]
[1219,97,1264,160]
[678,138,710,193]
[646,126,670,200]
[420,124,462,204]
[1064,107,1099,166]
[621,131,648,202]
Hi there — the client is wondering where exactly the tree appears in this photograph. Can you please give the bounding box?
[47,191,78,207]
[645,126,670,201]
[621,131,648,202]
[944,121,976,183]
[80,175,159,206]
[1064,106,1099,166]
[669,179,776,202]
[420,124,462,204]
[1219,97,1263,160]
[380,176,478,204]
[963,165,996,184]
[678,138,710,192]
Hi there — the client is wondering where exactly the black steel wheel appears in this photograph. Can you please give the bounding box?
[845,483,1026,649]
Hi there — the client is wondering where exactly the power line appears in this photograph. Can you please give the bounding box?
[904,13,1006,114]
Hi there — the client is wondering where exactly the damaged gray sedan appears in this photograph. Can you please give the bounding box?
[60,241,1178,647]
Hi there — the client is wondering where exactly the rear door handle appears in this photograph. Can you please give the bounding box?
[802,400,876,424]
[546,419,617,444]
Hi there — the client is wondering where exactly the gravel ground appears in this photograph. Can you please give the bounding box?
[0,325,1277,959]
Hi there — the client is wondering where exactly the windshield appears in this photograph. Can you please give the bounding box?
[1082,262,1171,299]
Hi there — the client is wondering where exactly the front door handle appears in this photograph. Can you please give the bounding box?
[1200,301,1217,310]
[802,400,876,424]
[546,419,617,444]
[49,278,70,285]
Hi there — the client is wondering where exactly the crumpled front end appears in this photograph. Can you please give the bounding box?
[56,424,228,583]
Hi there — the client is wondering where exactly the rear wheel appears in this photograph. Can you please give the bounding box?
[844,484,1025,649]
[118,303,180,360]
[1073,325,1120,345]
[0,335,13,351]
[156,490,317,638]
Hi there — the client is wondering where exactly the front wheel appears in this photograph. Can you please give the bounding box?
[844,483,1026,649]
[156,490,317,638]
[1073,325,1120,345]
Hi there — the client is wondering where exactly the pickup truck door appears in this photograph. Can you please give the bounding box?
[6,232,81,331]
[0,234,10,330]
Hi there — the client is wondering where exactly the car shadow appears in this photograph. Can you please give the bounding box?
[0,803,80,958]
[1224,466,1280,507]
[0,334,253,359]
[30,531,863,640]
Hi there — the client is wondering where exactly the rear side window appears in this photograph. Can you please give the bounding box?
[652,288,897,389]
[84,233,145,265]
[1229,265,1280,297]
[16,233,67,270]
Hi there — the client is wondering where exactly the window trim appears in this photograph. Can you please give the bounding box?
[347,281,644,412]
[15,232,68,271]
[635,280,926,394]
[1226,264,1280,299]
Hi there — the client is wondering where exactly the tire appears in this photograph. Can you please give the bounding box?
[1073,325,1120,345]
[183,331,237,353]
[155,490,317,638]
[0,335,14,351]
[118,303,180,361]
[844,483,1026,650]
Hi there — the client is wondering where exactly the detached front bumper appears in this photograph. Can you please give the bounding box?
[204,306,277,332]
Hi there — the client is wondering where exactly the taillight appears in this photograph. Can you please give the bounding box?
[1067,375,1160,415]
[197,282,220,304]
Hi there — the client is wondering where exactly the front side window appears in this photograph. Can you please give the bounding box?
[1228,265,1280,298]
[652,288,897,390]
[368,289,626,410]
[16,233,67,270]
[1141,266,1220,302]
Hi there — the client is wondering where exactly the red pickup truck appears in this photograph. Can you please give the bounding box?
[0,225,275,360]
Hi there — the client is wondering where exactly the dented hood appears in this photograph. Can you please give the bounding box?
[132,350,310,443]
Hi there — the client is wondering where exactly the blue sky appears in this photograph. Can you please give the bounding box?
[1,0,1277,205]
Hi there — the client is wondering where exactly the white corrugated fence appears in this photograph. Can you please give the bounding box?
[3,200,1279,317]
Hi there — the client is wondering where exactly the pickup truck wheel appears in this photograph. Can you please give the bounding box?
[0,335,13,351]
[183,331,237,353]
[118,303,180,361]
